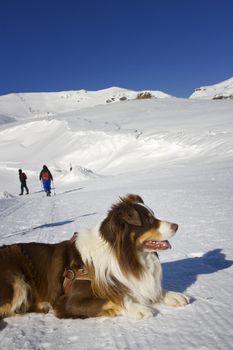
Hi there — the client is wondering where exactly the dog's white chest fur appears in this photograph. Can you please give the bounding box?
[135,252,162,304]
[76,226,163,306]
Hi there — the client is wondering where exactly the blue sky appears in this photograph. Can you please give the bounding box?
[1,0,233,97]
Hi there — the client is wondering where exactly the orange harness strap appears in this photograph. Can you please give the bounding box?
[63,232,91,294]
[63,267,91,295]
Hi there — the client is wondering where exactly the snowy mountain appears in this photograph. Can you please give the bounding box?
[190,76,233,99]
[0,90,233,350]
[0,87,171,121]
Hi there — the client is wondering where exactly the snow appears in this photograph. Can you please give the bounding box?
[190,76,233,100]
[0,87,233,349]
[0,87,171,120]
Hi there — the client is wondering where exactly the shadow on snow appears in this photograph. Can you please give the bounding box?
[33,219,74,230]
[4,212,98,238]
[162,249,233,293]
[32,212,97,230]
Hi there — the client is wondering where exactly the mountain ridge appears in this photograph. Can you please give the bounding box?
[0,87,171,120]
[1,77,233,121]
[190,76,233,100]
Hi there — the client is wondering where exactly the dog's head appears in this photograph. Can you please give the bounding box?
[100,194,178,254]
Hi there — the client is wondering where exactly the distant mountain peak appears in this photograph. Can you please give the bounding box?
[190,77,233,100]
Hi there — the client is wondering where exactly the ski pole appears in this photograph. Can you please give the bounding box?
[52,181,56,195]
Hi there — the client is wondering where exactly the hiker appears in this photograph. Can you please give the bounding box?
[18,169,29,195]
[39,165,53,196]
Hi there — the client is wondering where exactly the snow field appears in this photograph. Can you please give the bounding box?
[0,89,233,349]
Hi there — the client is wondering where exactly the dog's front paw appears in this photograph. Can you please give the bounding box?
[122,301,154,319]
[163,291,189,307]
[132,305,154,320]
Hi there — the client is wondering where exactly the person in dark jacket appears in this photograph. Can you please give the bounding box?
[18,169,29,195]
[39,165,53,196]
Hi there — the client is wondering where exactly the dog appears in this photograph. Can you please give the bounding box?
[0,194,189,320]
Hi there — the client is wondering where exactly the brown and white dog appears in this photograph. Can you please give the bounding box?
[0,194,189,320]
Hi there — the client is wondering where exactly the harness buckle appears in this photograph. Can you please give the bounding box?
[63,268,75,280]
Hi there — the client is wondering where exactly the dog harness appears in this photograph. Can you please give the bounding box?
[62,232,91,294]
[63,266,90,294]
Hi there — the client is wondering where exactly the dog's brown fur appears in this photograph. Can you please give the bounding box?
[0,240,115,319]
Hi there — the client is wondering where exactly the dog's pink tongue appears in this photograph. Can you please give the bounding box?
[144,240,171,250]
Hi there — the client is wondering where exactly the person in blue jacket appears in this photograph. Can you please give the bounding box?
[39,165,53,196]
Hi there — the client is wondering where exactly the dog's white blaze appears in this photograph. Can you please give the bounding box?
[159,221,176,240]
[76,224,163,312]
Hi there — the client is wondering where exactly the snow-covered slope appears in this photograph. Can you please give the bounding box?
[0,93,233,350]
[0,87,171,121]
[0,97,232,190]
[190,76,233,99]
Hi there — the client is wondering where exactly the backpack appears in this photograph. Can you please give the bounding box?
[22,172,27,180]
[42,171,49,181]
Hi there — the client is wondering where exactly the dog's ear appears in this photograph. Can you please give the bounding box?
[121,194,144,204]
[122,206,142,226]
